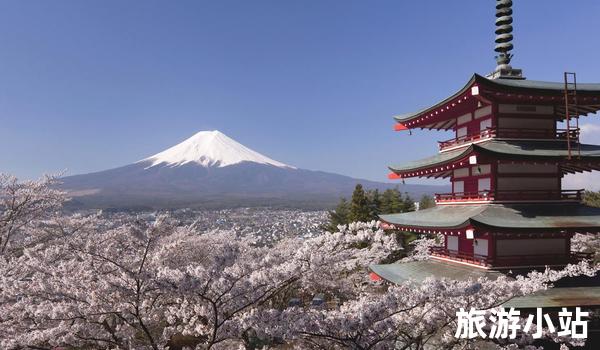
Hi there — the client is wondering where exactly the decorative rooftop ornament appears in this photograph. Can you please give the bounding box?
[488,0,524,79]
[495,0,514,68]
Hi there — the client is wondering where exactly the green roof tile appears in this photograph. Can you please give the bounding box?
[389,140,600,174]
[370,260,506,284]
[380,203,600,230]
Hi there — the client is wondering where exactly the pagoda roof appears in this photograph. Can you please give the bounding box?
[388,139,600,178]
[487,77,600,93]
[370,260,506,284]
[370,261,600,308]
[379,203,600,232]
[503,286,600,309]
[394,74,600,130]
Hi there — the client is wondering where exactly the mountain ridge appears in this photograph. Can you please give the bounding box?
[61,130,445,210]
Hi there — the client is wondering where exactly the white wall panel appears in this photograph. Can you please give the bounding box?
[447,236,459,252]
[472,164,491,175]
[454,168,470,178]
[474,105,492,119]
[474,239,488,256]
[456,113,473,125]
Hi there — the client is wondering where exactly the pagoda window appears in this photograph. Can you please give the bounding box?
[479,118,492,132]
[473,238,489,257]
[474,105,492,119]
[456,126,468,139]
[453,180,464,194]
[447,235,459,252]
[477,177,491,192]
[456,112,472,125]
[472,164,491,175]
[453,167,470,178]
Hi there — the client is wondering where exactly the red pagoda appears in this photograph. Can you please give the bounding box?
[370,1,600,307]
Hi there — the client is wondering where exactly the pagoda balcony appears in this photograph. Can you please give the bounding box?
[429,246,593,268]
[434,189,584,203]
[438,127,580,152]
[438,128,495,151]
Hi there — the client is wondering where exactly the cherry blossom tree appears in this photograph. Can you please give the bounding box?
[159,221,400,349]
[1,214,180,349]
[0,173,598,350]
[0,176,400,349]
[242,261,598,350]
[0,174,65,256]
[572,233,600,263]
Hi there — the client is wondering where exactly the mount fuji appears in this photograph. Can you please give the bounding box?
[61,130,441,210]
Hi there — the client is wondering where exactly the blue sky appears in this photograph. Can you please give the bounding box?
[1,0,599,187]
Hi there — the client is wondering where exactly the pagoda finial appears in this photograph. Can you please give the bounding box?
[495,0,513,68]
[489,0,524,79]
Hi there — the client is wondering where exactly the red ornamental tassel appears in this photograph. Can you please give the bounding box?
[394,123,409,131]
[369,272,382,281]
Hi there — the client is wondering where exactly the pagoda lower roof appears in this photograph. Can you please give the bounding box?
[388,139,600,177]
[370,261,600,308]
[379,203,600,231]
[503,286,600,309]
[370,260,507,284]
[394,74,600,130]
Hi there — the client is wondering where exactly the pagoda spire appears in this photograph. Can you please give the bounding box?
[495,0,514,68]
[489,0,523,79]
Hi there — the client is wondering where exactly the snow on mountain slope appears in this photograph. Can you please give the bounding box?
[60,129,445,209]
[140,130,295,169]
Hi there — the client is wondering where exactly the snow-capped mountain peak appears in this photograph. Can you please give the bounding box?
[140,130,294,169]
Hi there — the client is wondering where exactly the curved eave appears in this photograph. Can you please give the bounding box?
[380,204,600,233]
[478,74,600,94]
[388,145,475,178]
[475,141,600,161]
[393,75,479,130]
[393,74,600,130]
[470,203,600,232]
[476,74,600,120]
[379,205,484,230]
[388,140,600,179]
[369,260,507,285]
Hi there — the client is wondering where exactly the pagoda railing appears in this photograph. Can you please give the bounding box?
[434,189,583,203]
[430,247,593,268]
[429,246,490,267]
[438,128,495,151]
[496,127,579,140]
[438,127,580,151]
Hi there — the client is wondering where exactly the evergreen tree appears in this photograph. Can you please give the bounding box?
[368,189,381,219]
[379,189,392,214]
[325,184,427,229]
[402,192,416,212]
[325,198,350,231]
[380,187,404,214]
[349,184,372,223]
[418,194,436,210]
